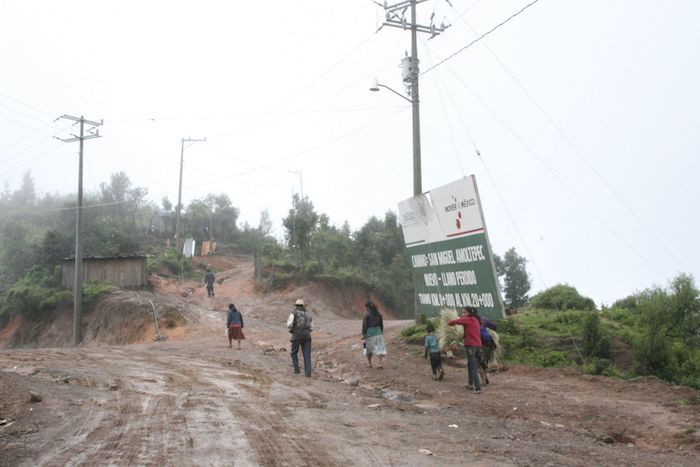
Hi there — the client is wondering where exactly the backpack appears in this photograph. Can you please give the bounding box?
[291,309,312,339]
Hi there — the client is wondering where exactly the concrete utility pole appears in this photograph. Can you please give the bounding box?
[375,0,448,321]
[174,137,206,253]
[56,115,102,346]
[375,0,448,196]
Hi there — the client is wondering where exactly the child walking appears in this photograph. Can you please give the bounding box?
[424,324,444,380]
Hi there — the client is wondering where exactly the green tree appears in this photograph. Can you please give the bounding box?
[494,247,531,308]
[41,230,72,268]
[310,214,353,272]
[12,171,36,207]
[0,220,40,288]
[184,199,211,242]
[161,196,172,212]
[282,194,318,265]
[204,193,239,243]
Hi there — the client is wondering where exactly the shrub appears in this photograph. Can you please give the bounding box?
[400,317,438,345]
[582,313,612,358]
[0,271,72,320]
[82,281,113,307]
[495,318,520,335]
[530,284,596,311]
[602,306,638,328]
[148,250,193,277]
[302,260,321,277]
[584,357,612,375]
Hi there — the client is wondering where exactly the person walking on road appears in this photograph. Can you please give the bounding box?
[362,301,387,369]
[287,299,314,377]
[204,268,215,297]
[476,313,498,385]
[448,306,483,394]
[226,303,245,350]
[424,323,444,380]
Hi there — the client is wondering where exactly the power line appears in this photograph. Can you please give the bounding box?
[420,0,542,77]
[0,91,56,119]
[184,107,409,192]
[0,132,42,154]
[0,101,70,137]
[268,33,377,113]
[427,48,666,278]
[452,15,686,271]
[0,114,60,139]
[104,105,405,123]
[19,106,411,215]
[423,45,547,288]
[0,137,54,166]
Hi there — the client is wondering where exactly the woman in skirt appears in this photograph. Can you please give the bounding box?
[362,302,387,368]
[226,303,245,349]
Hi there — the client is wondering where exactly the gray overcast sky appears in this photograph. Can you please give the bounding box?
[1,0,698,306]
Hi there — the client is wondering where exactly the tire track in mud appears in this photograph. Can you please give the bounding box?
[217,358,344,466]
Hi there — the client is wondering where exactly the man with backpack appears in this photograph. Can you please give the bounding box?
[286,299,314,377]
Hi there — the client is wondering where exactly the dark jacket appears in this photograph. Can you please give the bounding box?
[362,309,383,337]
[227,308,243,327]
[204,272,215,287]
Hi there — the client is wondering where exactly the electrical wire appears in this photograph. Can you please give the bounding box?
[0,101,70,137]
[104,105,406,123]
[0,137,55,166]
[445,63,666,277]
[0,114,59,139]
[184,107,409,192]
[267,33,377,113]
[451,14,687,271]
[420,0,542,78]
[17,106,411,215]
[0,91,56,119]
[426,50,465,177]
[422,43,548,288]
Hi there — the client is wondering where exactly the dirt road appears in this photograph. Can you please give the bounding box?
[1,257,698,466]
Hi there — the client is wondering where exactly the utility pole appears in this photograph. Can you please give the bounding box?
[376,0,448,196]
[56,115,102,346]
[174,137,206,253]
[376,0,448,321]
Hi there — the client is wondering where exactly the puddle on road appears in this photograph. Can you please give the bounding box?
[382,388,414,402]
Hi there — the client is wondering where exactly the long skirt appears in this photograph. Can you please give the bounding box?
[228,325,245,341]
[365,334,387,356]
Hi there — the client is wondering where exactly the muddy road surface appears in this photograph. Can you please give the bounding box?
[1,258,699,466]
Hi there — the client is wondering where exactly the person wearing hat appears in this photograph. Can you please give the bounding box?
[286,299,314,376]
[448,306,483,394]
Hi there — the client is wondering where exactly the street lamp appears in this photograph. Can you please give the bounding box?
[370,70,422,197]
[370,78,413,104]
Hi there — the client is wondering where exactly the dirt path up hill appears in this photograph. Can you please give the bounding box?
[0,255,698,466]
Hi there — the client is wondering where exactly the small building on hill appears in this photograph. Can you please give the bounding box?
[62,255,148,289]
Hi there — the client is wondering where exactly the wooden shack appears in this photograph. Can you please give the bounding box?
[62,255,148,289]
